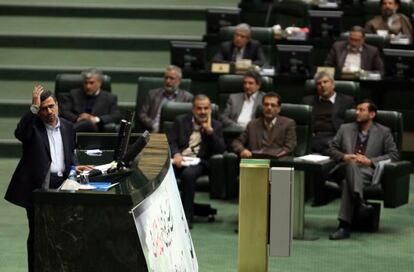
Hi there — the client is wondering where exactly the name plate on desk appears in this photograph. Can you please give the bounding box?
[211,63,230,73]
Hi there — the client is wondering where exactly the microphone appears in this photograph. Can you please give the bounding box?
[121,130,151,168]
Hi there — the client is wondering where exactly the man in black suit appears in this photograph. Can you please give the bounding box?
[212,23,266,66]
[167,95,226,228]
[4,85,92,272]
[325,26,385,76]
[302,71,355,155]
[60,68,121,132]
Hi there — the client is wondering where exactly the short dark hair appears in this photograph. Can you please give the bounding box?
[40,90,57,103]
[244,70,262,86]
[349,25,365,37]
[262,92,282,106]
[357,99,378,114]
[192,94,211,105]
[380,0,400,6]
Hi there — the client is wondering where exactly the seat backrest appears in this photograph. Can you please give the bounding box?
[344,109,403,150]
[280,103,313,156]
[217,74,273,112]
[274,0,311,27]
[134,76,192,132]
[339,32,388,49]
[55,73,112,96]
[304,79,360,101]
[159,101,219,134]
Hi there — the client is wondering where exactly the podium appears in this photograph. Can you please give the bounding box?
[33,134,196,272]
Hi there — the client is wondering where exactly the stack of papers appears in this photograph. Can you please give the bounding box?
[294,154,331,163]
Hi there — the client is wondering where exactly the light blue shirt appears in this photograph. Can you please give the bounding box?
[44,118,65,176]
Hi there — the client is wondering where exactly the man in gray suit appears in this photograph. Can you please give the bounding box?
[138,65,193,132]
[302,71,355,155]
[60,68,121,132]
[232,92,296,158]
[328,100,399,240]
[325,26,385,75]
[220,70,265,129]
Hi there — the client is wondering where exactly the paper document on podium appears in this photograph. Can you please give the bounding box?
[59,179,96,191]
[294,154,331,163]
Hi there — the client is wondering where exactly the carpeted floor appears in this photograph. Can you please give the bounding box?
[0,158,413,271]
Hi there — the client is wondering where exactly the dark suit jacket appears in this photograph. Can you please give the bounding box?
[220,91,265,127]
[232,116,297,156]
[167,114,226,166]
[138,88,194,132]
[325,41,385,75]
[329,122,399,165]
[60,88,121,125]
[302,92,355,131]
[5,112,76,208]
[212,40,266,66]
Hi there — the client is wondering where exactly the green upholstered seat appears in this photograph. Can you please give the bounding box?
[280,103,312,156]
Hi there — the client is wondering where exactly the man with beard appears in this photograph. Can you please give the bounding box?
[138,65,193,132]
[167,95,226,228]
[302,71,355,155]
[212,23,266,66]
[325,26,385,76]
[232,92,296,158]
[365,0,413,42]
[328,100,399,240]
[5,85,92,271]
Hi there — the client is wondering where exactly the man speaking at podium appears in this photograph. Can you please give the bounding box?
[4,85,91,272]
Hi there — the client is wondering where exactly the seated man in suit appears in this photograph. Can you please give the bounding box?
[212,23,266,66]
[167,94,226,228]
[328,100,399,240]
[365,0,413,42]
[232,92,296,158]
[220,70,266,129]
[325,26,385,76]
[302,71,355,155]
[60,68,121,132]
[138,65,193,132]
